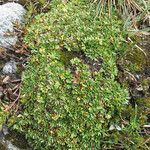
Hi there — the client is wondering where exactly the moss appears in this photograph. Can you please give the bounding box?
[59,50,75,67]
[122,35,150,74]
[0,110,8,126]
[125,48,147,72]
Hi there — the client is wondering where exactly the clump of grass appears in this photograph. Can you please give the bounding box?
[94,0,150,30]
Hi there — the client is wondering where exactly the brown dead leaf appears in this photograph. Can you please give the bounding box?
[0,47,6,57]
[15,49,28,54]
[73,71,80,84]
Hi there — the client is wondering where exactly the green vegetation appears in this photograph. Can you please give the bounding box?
[94,0,150,30]
[0,111,8,126]
[10,0,149,149]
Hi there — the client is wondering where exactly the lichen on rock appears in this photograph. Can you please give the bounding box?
[0,2,26,48]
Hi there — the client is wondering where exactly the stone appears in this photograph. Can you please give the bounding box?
[109,124,122,131]
[115,125,122,131]
[109,125,115,131]
[2,125,9,136]
[0,2,26,48]
[0,86,3,99]
[2,60,17,74]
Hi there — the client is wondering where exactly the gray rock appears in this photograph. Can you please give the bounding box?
[2,125,9,136]
[0,86,3,99]
[0,2,26,48]
[0,124,9,140]
[0,139,21,150]
[109,124,123,131]
[2,60,17,74]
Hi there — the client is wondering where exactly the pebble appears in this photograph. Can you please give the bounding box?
[2,125,9,136]
[0,86,3,99]
[109,124,123,131]
[2,60,17,74]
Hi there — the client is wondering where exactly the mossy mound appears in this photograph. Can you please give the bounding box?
[13,0,139,149]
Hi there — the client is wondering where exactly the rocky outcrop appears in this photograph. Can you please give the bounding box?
[0,2,26,48]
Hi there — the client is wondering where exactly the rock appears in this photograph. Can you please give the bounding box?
[5,140,20,150]
[0,139,22,150]
[109,124,123,131]
[115,125,122,131]
[0,2,26,48]
[2,125,9,136]
[0,131,4,140]
[0,129,31,150]
[0,124,8,140]
[109,125,115,131]
[2,60,17,74]
[0,86,4,99]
